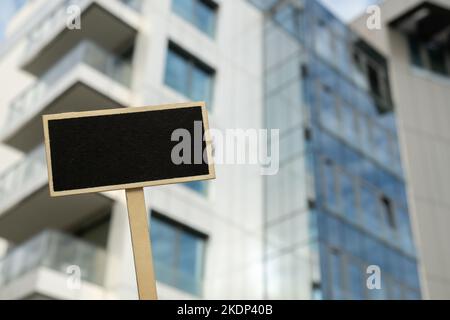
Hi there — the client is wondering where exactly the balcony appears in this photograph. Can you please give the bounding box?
[0,145,112,243]
[22,0,140,75]
[0,230,106,299]
[1,41,132,152]
[390,2,450,42]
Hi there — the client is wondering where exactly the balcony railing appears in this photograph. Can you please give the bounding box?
[4,41,131,134]
[0,230,106,287]
[26,0,141,54]
[0,145,47,206]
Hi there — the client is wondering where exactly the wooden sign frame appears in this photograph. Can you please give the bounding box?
[42,101,215,197]
[42,101,215,300]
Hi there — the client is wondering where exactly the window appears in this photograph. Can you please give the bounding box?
[329,249,344,299]
[408,36,424,68]
[184,181,208,196]
[352,45,393,113]
[339,171,356,221]
[347,260,364,300]
[322,159,338,212]
[381,196,396,230]
[358,115,372,152]
[407,36,450,77]
[273,3,303,38]
[326,215,344,247]
[344,225,362,258]
[315,19,335,66]
[387,278,403,300]
[428,44,449,76]
[360,184,381,231]
[372,125,390,164]
[318,84,339,133]
[367,63,381,98]
[172,0,217,37]
[151,213,206,295]
[165,43,214,107]
[341,104,358,146]
[312,282,323,300]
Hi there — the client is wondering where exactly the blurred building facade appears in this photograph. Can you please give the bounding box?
[252,0,420,299]
[0,0,428,300]
[353,0,450,300]
[0,0,265,299]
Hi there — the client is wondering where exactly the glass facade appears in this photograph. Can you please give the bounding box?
[164,43,215,108]
[252,0,421,300]
[151,212,206,296]
[172,0,217,38]
[184,181,208,196]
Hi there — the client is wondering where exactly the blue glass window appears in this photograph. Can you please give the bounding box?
[327,215,344,247]
[372,125,390,165]
[165,44,214,107]
[319,85,339,133]
[380,196,396,233]
[348,260,364,300]
[184,181,208,196]
[360,184,381,231]
[405,290,421,300]
[172,0,217,37]
[320,131,343,164]
[315,19,334,65]
[335,38,350,74]
[388,280,403,300]
[330,250,344,299]
[165,46,189,95]
[358,115,372,153]
[323,160,338,212]
[344,225,362,258]
[340,171,357,221]
[151,213,206,295]
[341,104,358,146]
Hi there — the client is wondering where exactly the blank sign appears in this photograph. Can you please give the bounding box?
[43,102,215,197]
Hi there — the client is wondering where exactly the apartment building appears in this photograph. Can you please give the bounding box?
[250,0,420,299]
[0,0,423,300]
[0,0,265,299]
[352,0,450,300]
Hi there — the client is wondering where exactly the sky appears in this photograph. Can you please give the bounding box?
[0,0,376,40]
[320,0,378,22]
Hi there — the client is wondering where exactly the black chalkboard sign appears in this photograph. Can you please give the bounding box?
[43,102,215,197]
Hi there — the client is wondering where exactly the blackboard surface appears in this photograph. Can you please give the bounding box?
[43,102,214,196]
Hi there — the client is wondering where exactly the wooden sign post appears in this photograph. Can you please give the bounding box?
[42,102,215,300]
[126,188,158,300]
